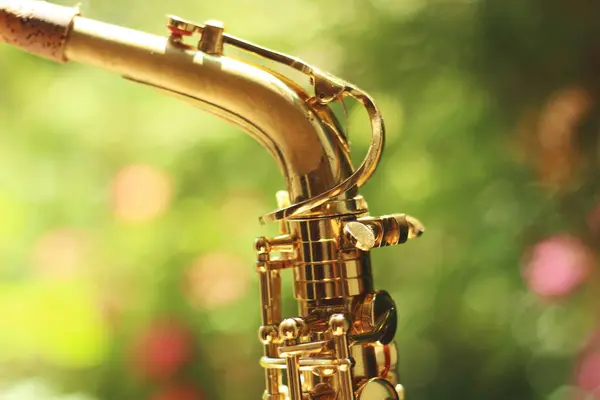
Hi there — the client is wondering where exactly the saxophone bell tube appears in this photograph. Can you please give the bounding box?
[0,2,423,400]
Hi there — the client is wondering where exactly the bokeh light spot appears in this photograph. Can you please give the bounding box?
[31,228,91,280]
[522,235,594,299]
[576,351,600,393]
[150,384,203,400]
[184,252,250,310]
[132,320,194,381]
[535,86,591,186]
[111,164,173,222]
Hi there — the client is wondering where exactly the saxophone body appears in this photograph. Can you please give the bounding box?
[0,2,424,399]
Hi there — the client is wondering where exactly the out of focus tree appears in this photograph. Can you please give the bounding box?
[1,0,600,399]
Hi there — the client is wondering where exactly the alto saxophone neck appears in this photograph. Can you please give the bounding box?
[0,0,358,208]
[1,2,424,399]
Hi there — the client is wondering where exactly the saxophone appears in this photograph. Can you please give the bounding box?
[0,2,424,399]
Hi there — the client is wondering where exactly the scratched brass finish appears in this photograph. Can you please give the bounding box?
[0,2,424,399]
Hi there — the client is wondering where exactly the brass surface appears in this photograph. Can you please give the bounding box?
[351,291,397,345]
[351,342,399,384]
[0,2,425,400]
[356,379,398,400]
[64,15,355,205]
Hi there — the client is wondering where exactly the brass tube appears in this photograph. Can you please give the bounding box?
[0,3,424,399]
[330,315,354,400]
[0,1,354,204]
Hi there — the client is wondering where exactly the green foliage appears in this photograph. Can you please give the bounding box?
[1,0,598,399]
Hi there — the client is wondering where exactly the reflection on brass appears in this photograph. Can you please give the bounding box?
[344,221,376,251]
[351,291,397,345]
[312,383,336,400]
[395,384,405,400]
[0,1,425,399]
[347,214,425,250]
[356,378,398,400]
[351,342,399,385]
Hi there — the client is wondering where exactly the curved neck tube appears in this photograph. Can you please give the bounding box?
[65,17,354,204]
[0,0,355,205]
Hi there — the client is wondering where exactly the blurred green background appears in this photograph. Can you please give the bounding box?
[2,0,600,399]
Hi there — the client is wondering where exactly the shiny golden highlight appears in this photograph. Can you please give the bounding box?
[0,2,423,399]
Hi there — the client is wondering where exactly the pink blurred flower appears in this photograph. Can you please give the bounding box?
[522,235,594,299]
[183,252,250,309]
[132,320,194,380]
[31,228,91,280]
[111,164,173,222]
[150,384,203,400]
[575,350,600,395]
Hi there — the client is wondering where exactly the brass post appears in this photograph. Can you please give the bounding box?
[330,314,355,400]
